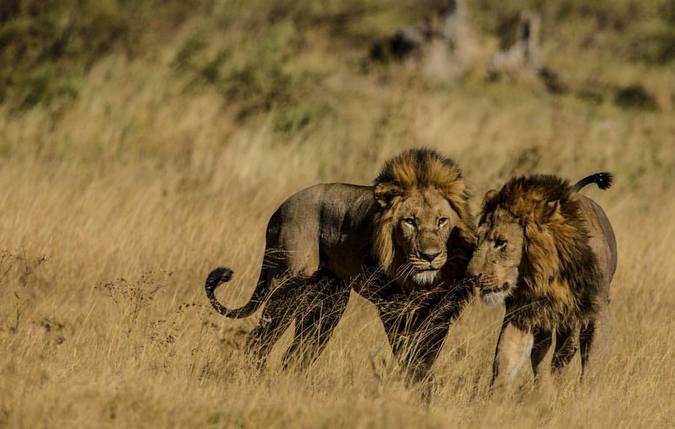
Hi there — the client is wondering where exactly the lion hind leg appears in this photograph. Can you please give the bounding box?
[282,276,350,371]
[245,315,294,370]
[244,276,302,369]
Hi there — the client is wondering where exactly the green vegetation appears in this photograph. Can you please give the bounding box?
[0,0,202,107]
[1,0,673,110]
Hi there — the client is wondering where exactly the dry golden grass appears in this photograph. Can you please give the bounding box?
[1,25,674,428]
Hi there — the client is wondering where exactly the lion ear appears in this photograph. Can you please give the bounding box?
[373,182,403,208]
[482,189,497,208]
[542,200,560,219]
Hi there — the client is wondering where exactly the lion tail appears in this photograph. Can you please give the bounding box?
[204,267,266,318]
[573,172,613,192]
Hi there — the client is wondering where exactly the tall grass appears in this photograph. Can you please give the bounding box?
[0,1,674,427]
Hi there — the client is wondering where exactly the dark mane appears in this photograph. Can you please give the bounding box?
[483,174,603,328]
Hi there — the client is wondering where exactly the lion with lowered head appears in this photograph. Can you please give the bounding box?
[467,173,617,388]
[205,149,476,385]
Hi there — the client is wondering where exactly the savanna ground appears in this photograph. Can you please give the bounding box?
[1,1,674,427]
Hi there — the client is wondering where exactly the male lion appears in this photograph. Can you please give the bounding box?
[467,172,616,388]
[205,149,476,386]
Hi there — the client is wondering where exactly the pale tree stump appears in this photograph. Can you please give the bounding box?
[369,0,476,83]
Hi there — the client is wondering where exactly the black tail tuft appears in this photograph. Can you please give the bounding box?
[594,172,613,190]
[204,265,265,319]
[205,267,233,294]
[573,172,613,192]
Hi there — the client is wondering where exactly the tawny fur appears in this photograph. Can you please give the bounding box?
[469,173,616,387]
[481,175,602,329]
[205,148,477,389]
[373,149,476,278]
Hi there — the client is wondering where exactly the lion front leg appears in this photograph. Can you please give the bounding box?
[399,323,450,386]
[491,320,534,390]
[552,324,579,375]
[530,327,553,381]
[383,316,450,403]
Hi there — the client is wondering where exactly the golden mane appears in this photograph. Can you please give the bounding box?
[482,175,602,327]
[371,149,476,278]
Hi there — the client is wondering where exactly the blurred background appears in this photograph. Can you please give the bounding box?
[0,1,673,427]
[1,0,674,180]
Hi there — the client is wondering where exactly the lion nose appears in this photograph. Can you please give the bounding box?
[467,261,480,277]
[420,250,441,262]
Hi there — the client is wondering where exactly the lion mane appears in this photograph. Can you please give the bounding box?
[372,149,476,281]
[482,175,603,328]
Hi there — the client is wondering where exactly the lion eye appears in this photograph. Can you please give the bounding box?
[494,239,507,248]
[402,218,416,227]
[437,217,448,227]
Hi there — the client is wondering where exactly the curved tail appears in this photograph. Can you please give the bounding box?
[573,172,613,192]
[204,267,266,318]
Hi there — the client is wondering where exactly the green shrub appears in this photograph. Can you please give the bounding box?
[173,22,306,114]
[625,20,675,64]
[1,0,674,109]
[0,0,203,108]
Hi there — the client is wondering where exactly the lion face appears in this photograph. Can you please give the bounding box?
[371,148,475,289]
[468,208,524,305]
[377,187,457,286]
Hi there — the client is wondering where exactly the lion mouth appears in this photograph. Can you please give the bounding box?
[479,283,511,306]
[480,282,510,296]
[412,269,439,285]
